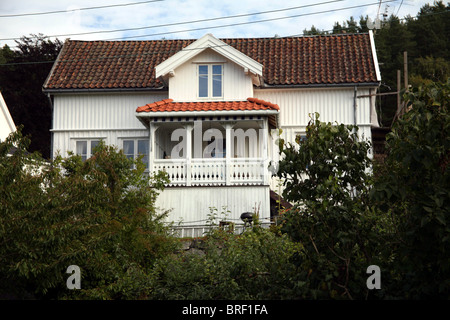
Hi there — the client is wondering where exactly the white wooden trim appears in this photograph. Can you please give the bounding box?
[369,30,381,82]
[0,92,16,140]
[225,123,232,185]
[155,33,262,79]
[51,128,147,132]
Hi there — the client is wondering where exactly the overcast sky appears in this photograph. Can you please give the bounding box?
[0,0,438,48]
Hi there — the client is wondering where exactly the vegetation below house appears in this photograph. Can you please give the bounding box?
[1,80,448,300]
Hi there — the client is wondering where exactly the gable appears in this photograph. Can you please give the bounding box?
[155,33,263,82]
[43,32,380,92]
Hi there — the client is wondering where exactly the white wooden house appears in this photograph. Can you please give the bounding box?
[43,32,380,236]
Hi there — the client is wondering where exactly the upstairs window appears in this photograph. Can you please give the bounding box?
[198,64,223,98]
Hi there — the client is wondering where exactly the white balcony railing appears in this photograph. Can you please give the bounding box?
[153,158,266,186]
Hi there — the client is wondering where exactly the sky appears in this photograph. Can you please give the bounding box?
[0,0,441,48]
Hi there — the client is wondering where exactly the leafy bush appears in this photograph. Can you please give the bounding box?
[0,133,176,299]
[150,227,301,300]
[275,114,385,299]
[371,80,450,299]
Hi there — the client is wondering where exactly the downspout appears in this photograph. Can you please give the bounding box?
[353,86,358,132]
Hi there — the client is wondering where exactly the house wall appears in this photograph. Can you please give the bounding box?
[168,48,254,102]
[50,85,378,232]
[254,86,378,191]
[51,92,168,157]
[155,185,271,227]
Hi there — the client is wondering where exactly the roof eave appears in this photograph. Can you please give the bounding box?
[42,87,167,94]
[135,109,279,119]
[258,82,381,89]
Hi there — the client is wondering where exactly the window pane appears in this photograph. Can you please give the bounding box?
[123,140,134,160]
[199,74,208,97]
[212,65,222,75]
[76,141,87,155]
[213,74,222,97]
[76,141,87,161]
[199,65,208,74]
[91,140,100,154]
[138,140,149,168]
[199,65,208,97]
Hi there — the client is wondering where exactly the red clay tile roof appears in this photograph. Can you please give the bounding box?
[136,97,279,113]
[43,33,379,90]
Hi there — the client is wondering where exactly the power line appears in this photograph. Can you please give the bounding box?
[396,0,404,16]
[104,1,398,41]
[0,0,346,42]
[1,3,446,67]
[0,0,164,18]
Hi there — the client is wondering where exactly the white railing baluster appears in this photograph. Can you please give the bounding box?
[153,158,264,186]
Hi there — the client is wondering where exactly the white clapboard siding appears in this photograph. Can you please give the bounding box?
[169,48,254,102]
[156,185,270,227]
[257,87,376,192]
[255,87,373,126]
[51,92,168,158]
[52,129,149,158]
[255,87,375,153]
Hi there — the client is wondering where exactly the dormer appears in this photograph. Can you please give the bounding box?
[155,34,263,102]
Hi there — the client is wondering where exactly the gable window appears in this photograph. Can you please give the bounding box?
[123,139,149,169]
[76,139,100,161]
[198,64,223,98]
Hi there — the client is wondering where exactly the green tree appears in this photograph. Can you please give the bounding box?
[407,1,450,61]
[303,25,328,36]
[275,115,383,299]
[0,131,175,299]
[371,80,450,299]
[0,34,62,159]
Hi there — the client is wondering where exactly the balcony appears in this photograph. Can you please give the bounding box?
[153,157,267,186]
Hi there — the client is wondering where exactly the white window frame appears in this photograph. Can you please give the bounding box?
[74,139,102,161]
[197,64,223,99]
[121,138,150,170]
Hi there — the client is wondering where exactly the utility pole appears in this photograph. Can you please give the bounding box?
[397,69,401,116]
[402,51,408,116]
[403,51,408,91]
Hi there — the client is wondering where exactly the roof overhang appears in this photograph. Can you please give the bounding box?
[136,109,279,118]
[135,97,279,128]
[136,109,279,130]
[155,33,263,83]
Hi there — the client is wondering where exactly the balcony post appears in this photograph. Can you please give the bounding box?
[149,121,155,176]
[186,123,193,186]
[225,123,232,186]
[261,118,269,185]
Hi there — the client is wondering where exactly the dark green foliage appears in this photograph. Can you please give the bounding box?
[150,227,302,300]
[0,132,176,299]
[273,80,449,299]
[0,35,62,159]
[275,114,384,299]
[371,80,450,299]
